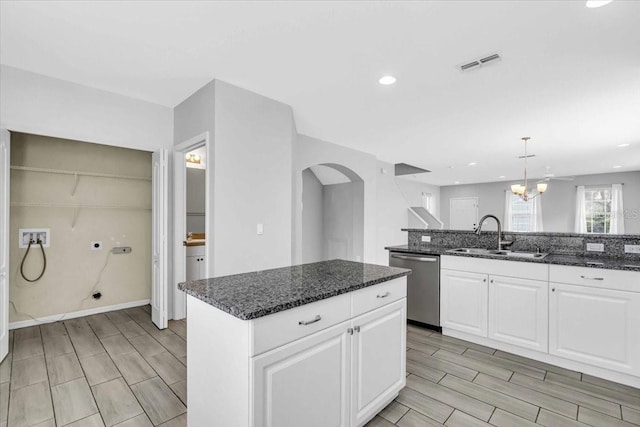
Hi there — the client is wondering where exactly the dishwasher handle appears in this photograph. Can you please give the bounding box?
[390,254,438,262]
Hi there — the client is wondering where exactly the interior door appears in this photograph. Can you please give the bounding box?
[450,197,478,230]
[152,149,169,329]
[0,130,10,361]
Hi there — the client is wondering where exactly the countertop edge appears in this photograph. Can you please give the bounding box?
[178,263,411,321]
[386,245,640,272]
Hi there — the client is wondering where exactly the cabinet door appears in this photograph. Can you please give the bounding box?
[488,275,548,352]
[251,321,350,427]
[441,270,488,337]
[549,283,640,376]
[351,299,406,427]
[185,256,200,281]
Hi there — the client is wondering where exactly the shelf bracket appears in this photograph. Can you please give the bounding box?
[71,206,79,229]
[71,172,79,196]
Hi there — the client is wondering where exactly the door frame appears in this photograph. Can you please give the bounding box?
[0,129,10,361]
[173,132,210,320]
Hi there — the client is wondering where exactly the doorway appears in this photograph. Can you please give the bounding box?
[172,132,210,320]
[301,163,364,263]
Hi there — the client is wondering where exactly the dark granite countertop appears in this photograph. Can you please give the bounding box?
[178,259,411,320]
[386,245,640,272]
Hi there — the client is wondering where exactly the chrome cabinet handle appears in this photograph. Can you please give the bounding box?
[390,254,437,262]
[347,328,354,335]
[377,292,390,299]
[552,288,556,292]
[298,315,321,326]
[580,275,604,281]
[483,278,487,282]
[354,326,361,333]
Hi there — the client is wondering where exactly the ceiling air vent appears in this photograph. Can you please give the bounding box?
[459,53,501,72]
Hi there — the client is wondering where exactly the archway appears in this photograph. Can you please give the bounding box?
[301,163,364,263]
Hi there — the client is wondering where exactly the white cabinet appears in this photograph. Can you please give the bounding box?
[441,270,488,337]
[488,275,548,352]
[252,299,406,427]
[252,321,351,427]
[441,256,548,344]
[549,282,640,376]
[350,300,406,427]
[188,277,407,427]
[186,245,205,280]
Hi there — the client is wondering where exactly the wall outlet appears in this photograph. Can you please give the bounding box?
[586,243,604,252]
[625,244,640,254]
[19,228,50,248]
[421,236,431,243]
[111,246,132,254]
[91,241,103,250]
[257,223,264,235]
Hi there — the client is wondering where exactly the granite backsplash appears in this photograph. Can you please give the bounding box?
[404,229,640,260]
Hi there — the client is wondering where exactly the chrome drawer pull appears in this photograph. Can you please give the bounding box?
[580,275,604,281]
[298,315,321,326]
[377,292,390,299]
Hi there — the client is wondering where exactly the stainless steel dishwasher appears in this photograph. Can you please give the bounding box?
[389,251,440,329]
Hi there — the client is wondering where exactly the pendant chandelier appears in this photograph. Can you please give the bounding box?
[510,137,547,201]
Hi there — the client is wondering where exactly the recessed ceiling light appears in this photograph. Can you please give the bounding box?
[586,0,614,8]
[378,75,397,85]
[454,181,460,184]
[613,165,622,169]
[617,143,630,147]
[499,175,506,179]
[468,162,477,166]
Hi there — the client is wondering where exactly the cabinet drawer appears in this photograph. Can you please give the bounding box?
[351,278,407,318]
[550,265,640,292]
[250,293,351,356]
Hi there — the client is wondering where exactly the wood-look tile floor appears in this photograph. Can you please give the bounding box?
[0,305,187,427]
[366,324,640,427]
[3,312,640,427]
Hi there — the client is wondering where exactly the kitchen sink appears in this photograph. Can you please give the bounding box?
[446,247,548,259]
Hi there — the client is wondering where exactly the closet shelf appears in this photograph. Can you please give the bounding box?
[11,202,151,229]
[10,165,152,181]
[11,165,151,196]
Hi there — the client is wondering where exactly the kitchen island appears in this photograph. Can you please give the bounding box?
[179,259,411,427]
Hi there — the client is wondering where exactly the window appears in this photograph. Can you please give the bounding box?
[504,191,543,232]
[509,194,533,232]
[584,187,612,233]
[575,184,624,234]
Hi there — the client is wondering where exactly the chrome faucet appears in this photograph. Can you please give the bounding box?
[475,214,507,251]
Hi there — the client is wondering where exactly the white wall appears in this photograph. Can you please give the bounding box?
[213,81,294,275]
[323,181,365,262]
[375,160,441,264]
[0,65,173,151]
[293,134,378,264]
[175,80,295,276]
[301,169,324,263]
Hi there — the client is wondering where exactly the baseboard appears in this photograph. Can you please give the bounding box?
[9,299,151,330]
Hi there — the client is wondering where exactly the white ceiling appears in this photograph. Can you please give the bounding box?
[1,1,639,186]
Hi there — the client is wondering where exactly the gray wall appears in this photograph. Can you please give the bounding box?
[301,169,324,263]
[174,79,295,277]
[186,168,206,233]
[440,171,640,234]
[323,181,365,261]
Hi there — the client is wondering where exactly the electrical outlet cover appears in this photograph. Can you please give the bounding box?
[586,243,604,252]
[625,244,640,254]
[421,236,431,243]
